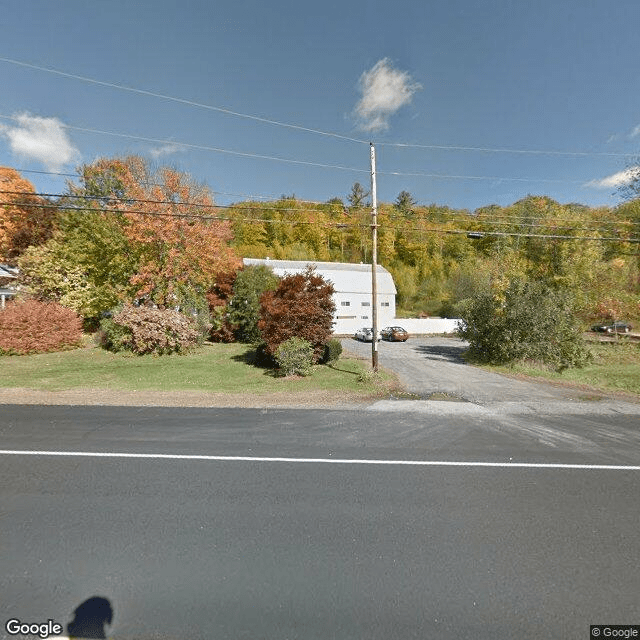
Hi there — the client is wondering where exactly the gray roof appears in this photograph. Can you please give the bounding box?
[243,258,396,295]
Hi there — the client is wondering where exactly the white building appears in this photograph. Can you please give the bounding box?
[0,264,18,309]
[243,258,397,335]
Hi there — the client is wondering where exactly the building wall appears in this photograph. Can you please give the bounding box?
[334,292,396,335]
[243,258,397,335]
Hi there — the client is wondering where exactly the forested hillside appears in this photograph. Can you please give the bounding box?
[2,160,638,327]
[226,190,640,322]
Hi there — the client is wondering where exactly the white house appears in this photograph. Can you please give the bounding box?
[243,258,397,335]
[0,264,18,309]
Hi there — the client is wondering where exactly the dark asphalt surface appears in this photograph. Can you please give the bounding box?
[2,404,640,639]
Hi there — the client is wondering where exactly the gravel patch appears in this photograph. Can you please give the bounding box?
[0,386,372,409]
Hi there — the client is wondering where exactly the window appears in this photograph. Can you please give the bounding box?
[361,315,369,320]
[361,301,370,306]
[381,302,390,307]
[341,301,351,307]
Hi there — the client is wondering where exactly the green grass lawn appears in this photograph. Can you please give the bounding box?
[485,339,640,397]
[0,342,396,397]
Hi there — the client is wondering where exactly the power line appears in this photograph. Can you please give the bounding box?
[0,57,366,145]
[3,168,308,203]
[0,168,78,179]
[0,123,611,187]
[384,209,640,228]
[385,215,640,234]
[0,190,333,215]
[4,191,639,234]
[2,57,636,160]
[0,198,352,227]
[379,141,639,158]
[3,197,639,243]
[382,224,640,244]
[378,169,588,185]
[0,114,370,175]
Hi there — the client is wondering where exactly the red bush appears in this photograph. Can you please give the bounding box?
[0,299,83,355]
[207,271,238,343]
[258,267,335,362]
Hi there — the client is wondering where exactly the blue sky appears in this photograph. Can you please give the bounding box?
[1,0,639,210]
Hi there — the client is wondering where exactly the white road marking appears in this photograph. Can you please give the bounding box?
[0,450,639,470]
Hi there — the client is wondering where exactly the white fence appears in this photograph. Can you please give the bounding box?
[333,317,461,336]
[392,318,461,335]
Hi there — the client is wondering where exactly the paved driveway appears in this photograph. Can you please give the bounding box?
[342,336,593,405]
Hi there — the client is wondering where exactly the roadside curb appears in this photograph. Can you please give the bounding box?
[368,399,640,416]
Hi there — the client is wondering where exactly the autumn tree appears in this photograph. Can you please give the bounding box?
[217,189,639,325]
[258,267,335,362]
[206,269,238,342]
[0,167,55,264]
[72,156,240,307]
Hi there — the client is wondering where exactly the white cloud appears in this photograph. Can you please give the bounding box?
[586,166,640,189]
[629,124,640,139]
[354,58,421,132]
[0,113,79,171]
[149,142,184,159]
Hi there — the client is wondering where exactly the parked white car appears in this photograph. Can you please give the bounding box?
[354,327,380,342]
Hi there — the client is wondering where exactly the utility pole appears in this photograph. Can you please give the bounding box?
[370,143,379,372]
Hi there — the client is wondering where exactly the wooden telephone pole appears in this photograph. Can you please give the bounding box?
[370,143,379,372]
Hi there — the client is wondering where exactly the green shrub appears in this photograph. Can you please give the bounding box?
[357,368,382,384]
[99,304,200,355]
[320,338,343,364]
[98,315,132,353]
[457,279,591,371]
[171,287,212,345]
[229,265,280,343]
[209,305,236,343]
[0,299,83,355]
[274,336,314,377]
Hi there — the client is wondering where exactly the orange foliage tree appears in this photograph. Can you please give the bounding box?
[73,157,240,306]
[0,167,54,264]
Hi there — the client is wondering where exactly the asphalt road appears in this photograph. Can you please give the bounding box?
[2,404,640,640]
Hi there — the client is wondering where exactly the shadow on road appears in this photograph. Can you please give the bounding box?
[412,343,467,364]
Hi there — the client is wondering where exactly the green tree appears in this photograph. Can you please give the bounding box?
[457,279,590,371]
[347,182,370,209]
[18,208,138,322]
[394,190,417,215]
[229,265,280,342]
